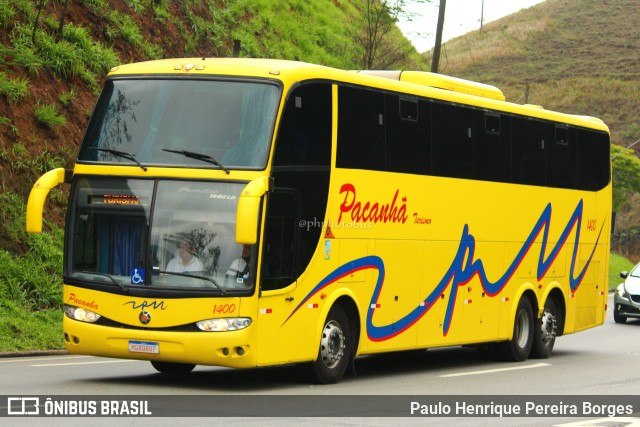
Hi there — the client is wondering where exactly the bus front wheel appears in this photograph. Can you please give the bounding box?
[497,297,533,362]
[151,361,196,375]
[311,305,352,384]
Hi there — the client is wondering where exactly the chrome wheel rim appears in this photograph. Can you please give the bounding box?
[516,310,530,348]
[320,320,345,369]
[539,310,557,345]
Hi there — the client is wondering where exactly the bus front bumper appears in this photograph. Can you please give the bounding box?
[63,317,257,368]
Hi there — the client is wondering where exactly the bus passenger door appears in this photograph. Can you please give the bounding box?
[256,190,302,365]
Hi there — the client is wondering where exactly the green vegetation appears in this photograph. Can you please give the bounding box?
[0,230,63,311]
[0,2,16,28]
[0,189,64,351]
[0,72,29,103]
[59,88,78,107]
[609,253,635,291]
[106,11,163,59]
[34,101,67,128]
[0,301,63,352]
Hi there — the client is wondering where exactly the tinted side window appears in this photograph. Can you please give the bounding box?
[547,126,577,189]
[262,190,299,291]
[474,111,511,182]
[334,85,609,193]
[577,129,610,191]
[432,102,473,179]
[273,83,332,167]
[337,86,385,170]
[385,95,430,175]
[512,118,548,186]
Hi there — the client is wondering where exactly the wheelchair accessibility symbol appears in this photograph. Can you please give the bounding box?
[130,268,145,285]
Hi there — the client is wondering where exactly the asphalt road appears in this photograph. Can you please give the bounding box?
[2,294,640,426]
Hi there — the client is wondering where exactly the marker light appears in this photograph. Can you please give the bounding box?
[64,304,101,323]
[196,318,251,332]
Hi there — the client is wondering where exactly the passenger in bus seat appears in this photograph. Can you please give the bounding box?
[225,244,252,284]
[166,239,204,273]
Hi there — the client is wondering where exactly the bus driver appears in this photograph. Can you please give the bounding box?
[166,239,204,273]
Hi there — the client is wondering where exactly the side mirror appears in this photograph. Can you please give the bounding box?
[26,168,69,233]
[236,176,271,244]
[620,271,629,279]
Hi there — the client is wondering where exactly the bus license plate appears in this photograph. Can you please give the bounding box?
[128,340,159,354]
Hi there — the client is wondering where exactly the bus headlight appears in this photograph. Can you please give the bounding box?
[196,317,251,332]
[64,304,101,323]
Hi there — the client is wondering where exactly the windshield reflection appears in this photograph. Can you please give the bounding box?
[78,78,280,170]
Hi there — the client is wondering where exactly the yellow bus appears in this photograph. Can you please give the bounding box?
[27,58,611,384]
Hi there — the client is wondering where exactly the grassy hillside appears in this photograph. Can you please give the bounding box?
[433,0,640,147]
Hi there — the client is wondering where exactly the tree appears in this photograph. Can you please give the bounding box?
[612,144,640,211]
[612,193,640,259]
[349,0,427,69]
[611,144,640,259]
[56,0,71,42]
[31,0,71,44]
[32,0,47,45]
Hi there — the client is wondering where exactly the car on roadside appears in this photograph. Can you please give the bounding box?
[614,263,640,323]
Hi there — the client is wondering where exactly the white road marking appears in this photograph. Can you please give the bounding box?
[554,417,640,426]
[31,359,138,367]
[0,355,92,363]
[439,362,550,377]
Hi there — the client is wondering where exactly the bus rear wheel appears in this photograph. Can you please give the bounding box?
[531,298,558,358]
[310,305,352,384]
[497,297,533,362]
[151,361,195,375]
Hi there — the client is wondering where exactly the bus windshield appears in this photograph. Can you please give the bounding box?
[67,177,255,293]
[78,78,280,169]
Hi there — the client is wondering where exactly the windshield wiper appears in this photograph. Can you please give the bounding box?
[92,148,147,172]
[158,271,227,295]
[162,149,230,174]
[80,271,128,292]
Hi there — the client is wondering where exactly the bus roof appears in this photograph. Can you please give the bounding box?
[356,70,506,101]
[107,58,608,133]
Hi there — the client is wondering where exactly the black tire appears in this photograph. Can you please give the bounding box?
[497,297,534,362]
[613,306,627,324]
[150,361,196,375]
[310,305,352,384]
[531,298,558,359]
